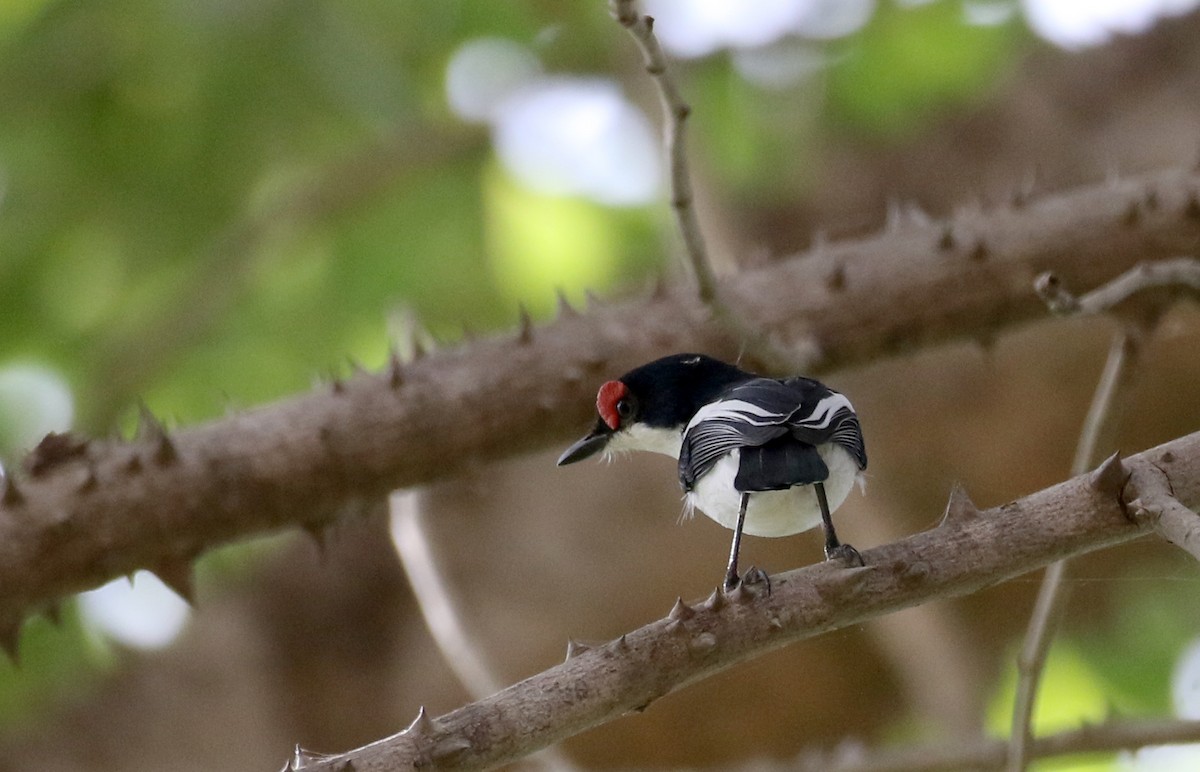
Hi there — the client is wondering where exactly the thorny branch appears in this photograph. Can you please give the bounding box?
[1009,256,1199,769]
[1126,456,1200,562]
[1035,256,1200,316]
[793,717,1200,772]
[390,492,579,772]
[289,432,1200,771]
[1,166,1199,651]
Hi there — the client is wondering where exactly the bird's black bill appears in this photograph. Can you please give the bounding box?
[556,430,610,466]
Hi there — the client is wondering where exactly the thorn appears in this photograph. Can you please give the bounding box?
[136,400,166,442]
[565,638,591,660]
[77,466,98,494]
[1126,496,1161,525]
[556,289,579,318]
[302,521,331,555]
[825,264,846,292]
[387,348,404,389]
[689,632,717,654]
[1,476,24,507]
[941,483,982,526]
[430,736,472,763]
[612,633,630,652]
[584,289,602,308]
[288,745,335,770]
[768,615,784,630]
[816,565,875,601]
[410,335,428,361]
[937,225,956,251]
[969,240,989,261]
[517,304,534,345]
[154,557,196,605]
[703,586,726,612]
[668,596,695,621]
[337,762,356,772]
[0,617,20,663]
[44,603,63,626]
[1144,188,1159,210]
[898,560,931,588]
[651,274,669,300]
[626,698,654,715]
[725,582,750,604]
[1089,451,1129,497]
[1161,450,1176,464]
[808,229,828,256]
[330,376,346,395]
[124,453,143,475]
[1010,188,1028,209]
[153,432,179,466]
[1122,201,1140,227]
[885,198,905,231]
[404,706,438,737]
[25,432,90,477]
[347,358,368,377]
[1185,192,1200,221]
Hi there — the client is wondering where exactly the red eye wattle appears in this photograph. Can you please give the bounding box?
[597,380,628,430]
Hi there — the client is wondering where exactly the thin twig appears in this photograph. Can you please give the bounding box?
[612,0,717,302]
[611,1,816,373]
[1125,457,1200,562]
[389,490,504,698]
[1008,332,1142,770]
[1009,270,1160,768]
[389,491,580,772]
[1034,256,1200,316]
[791,717,1200,772]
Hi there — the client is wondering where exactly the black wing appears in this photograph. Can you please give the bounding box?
[679,377,867,492]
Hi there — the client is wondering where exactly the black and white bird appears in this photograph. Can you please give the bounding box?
[557,353,867,590]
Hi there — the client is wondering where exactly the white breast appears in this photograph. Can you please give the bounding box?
[686,444,861,537]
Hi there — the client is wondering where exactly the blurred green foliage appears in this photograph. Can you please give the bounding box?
[0,0,1026,441]
[19,0,1186,759]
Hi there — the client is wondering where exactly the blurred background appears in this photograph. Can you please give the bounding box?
[1,0,1200,769]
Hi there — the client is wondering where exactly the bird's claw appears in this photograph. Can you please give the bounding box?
[723,566,772,596]
[825,543,865,567]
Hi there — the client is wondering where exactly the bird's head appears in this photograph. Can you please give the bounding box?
[556,353,749,465]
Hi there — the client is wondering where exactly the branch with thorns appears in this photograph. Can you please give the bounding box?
[1008,257,1200,770]
[287,432,1200,771]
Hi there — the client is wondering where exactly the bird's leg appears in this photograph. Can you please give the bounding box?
[723,492,750,591]
[816,482,863,566]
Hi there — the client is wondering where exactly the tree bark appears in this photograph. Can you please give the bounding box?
[1,166,1198,643]
[293,435,1198,770]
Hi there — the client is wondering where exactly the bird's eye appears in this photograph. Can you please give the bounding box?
[616,397,636,420]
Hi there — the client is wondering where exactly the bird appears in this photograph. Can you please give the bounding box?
[557,353,867,591]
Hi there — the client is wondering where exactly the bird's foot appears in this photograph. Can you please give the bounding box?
[723,566,772,596]
[825,542,865,567]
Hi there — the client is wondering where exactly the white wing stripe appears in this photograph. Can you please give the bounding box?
[793,394,854,429]
[685,399,783,432]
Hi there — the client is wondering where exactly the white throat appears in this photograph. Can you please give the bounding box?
[605,423,683,459]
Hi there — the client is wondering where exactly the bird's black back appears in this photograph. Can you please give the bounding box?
[679,375,867,492]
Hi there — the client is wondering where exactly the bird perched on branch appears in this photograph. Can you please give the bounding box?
[558,353,867,591]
